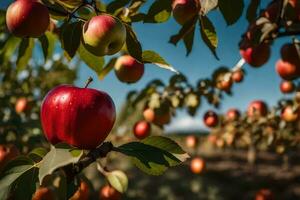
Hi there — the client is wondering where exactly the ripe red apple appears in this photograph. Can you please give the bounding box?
[232,70,244,83]
[185,135,198,148]
[281,105,299,122]
[226,108,241,121]
[6,0,50,37]
[203,110,218,128]
[172,0,200,25]
[143,108,171,126]
[114,55,144,84]
[255,189,274,200]
[82,14,126,56]
[40,84,116,149]
[190,157,205,174]
[70,181,89,200]
[32,187,56,200]
[133,121,151,140]
[216,79,232,91]
[240,43,270,67]
[280,80,295,94]
[15,97,29,113]
[0,144,20,171]
[99,185,121,200]
[276,59,299,80]
[247,100,268,117]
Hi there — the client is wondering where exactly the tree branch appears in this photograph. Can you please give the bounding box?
[277,30,300,37]
[63,142,114,182]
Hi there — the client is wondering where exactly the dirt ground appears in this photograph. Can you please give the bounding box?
[85,139,300,200]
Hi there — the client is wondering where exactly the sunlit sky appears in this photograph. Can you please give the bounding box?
[1,1,294,131]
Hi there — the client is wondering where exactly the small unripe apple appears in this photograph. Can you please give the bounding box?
[172,0,200,25]
[276,59,299,80]
[247,100,268,117]
[190,157,205,174]
[255,189,274,200]
[240,44,270,67]
[143,108,171,126]
[6,0,50,37]
[133,121,151,140]
[280,80,295,94]
[99,185,121,200]
[232,70,244,83]
[70,181,89,200]
[203,110,218,128]
[0,144,20,171]
[114,55,144,84]
[15,97,29,113]
[41,84,116,149]
[82,14,126,56]
[281,105,299,122]
[32,187,56,200]
[185,135,198,148]
[226,108,240,121]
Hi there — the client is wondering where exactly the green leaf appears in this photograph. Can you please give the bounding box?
[28,147,48,163]
[144,0,172,23]
[78,43,105,76]
[199,15,219,59]
[38,31,56,61]
[183,26,195,56]
[142,50,178,73]
[105,170,128,193]
[246,0,260,23]
[41,0,69,19]
[218,0,244,25]
[99,57,117,80]
[0,36,21,61]
[116,136,189,175]
[169,16,197,46]
[201,0,218,15]
[0,156,36,200]
[106,0,130,14]
[38,143,83,184]
[125,24,142,62]
[17,38,34,71]
[60,21,83,59]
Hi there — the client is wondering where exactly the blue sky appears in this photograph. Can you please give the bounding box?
[1,1,295,131]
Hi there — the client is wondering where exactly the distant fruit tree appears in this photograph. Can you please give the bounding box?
[0,0,300,199]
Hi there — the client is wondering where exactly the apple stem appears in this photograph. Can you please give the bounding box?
[84,77,93,88]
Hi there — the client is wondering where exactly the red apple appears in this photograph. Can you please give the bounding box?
[203,110,218,128]
[255,189,274,200]
[70,181,89,200]
[32,187,56,200]
[216,79,232,91]
[114,55,144,83]
[6,0,50,37]
[226,108,241,121]
[82,14,126,56]
[185,135,198,148]
[172,0,200,25]
[247,100,268,117]
[15,97,29,113]
[280,80,295,94]
[99,185,121,200]
[190,157,205,174]
[240,43,270,67]
[232,70,244,83]
[276,59,299,80]
[0,144,20,171]
[133,121,151,140]
[281,105,299,122]
[40,84,116,149]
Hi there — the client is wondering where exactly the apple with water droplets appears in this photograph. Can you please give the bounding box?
[40,78,116,149]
